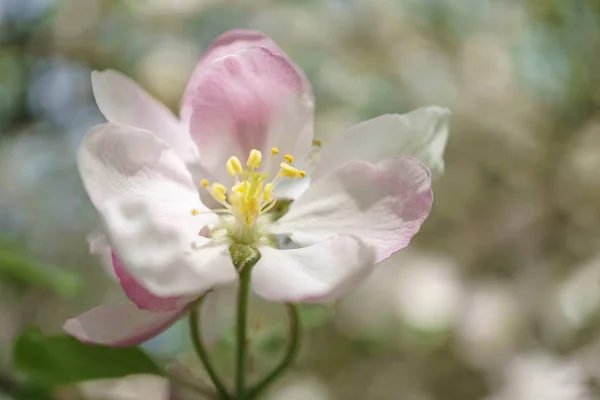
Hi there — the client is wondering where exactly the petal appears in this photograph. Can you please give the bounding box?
[270,157,433,263]
[112,252,191,312]
[312,107,450,181]
[189,46,313,187]
[252,236,375,302]
[78,123,237,296]
[180,29,312,122]
[63,303,184,347]
[92,70,199,166]
[86,226,116,280]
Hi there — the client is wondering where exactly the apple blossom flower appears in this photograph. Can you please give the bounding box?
[66,30,306,347]
[65,30,450,347]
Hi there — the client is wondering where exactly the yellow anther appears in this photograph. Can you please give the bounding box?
[284,154,294,163]
[263,183,274,202]
[312,139,322,147]
[211,183,227,202]
[226,156,243,176]
[247,149,262,169]
[271,147,279,155]
[191,208,199,216]
[280,163,304,178]
[232,181,249,193]
[200,179,209,187]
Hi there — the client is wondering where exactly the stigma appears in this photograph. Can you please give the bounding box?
[197,147,306,242]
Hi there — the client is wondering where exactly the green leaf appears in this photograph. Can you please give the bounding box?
[11,381,54,400]
[0,239,82,298]
[13,329,161,386]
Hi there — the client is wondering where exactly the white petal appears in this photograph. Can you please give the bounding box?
[251,236,375,302]
[78,124,236,296]
[270,157,433,263]
[92,70,199,167]
[64,303,184,347]
[86,226,116,280]
[312,107,450,181]
[272,176,311,200]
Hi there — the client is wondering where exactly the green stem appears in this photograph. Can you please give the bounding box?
[189,300,231,400]
[235,264,252,398]
[248,304,301,398]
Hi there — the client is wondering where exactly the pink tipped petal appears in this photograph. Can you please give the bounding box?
[252,236,375,303]
[78,124,237,297]
[92,70,199,166]
[63,303,184,347]
[313,107,450,181]
[270,157,433,264]
[180,30,312,122]
[190,46,313,185]
[112,252,189,312]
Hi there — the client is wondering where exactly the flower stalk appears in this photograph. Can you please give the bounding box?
[235,261,252,398]
[229,244,261,399]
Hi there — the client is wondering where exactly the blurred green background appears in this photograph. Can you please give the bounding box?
[1,0,600,399]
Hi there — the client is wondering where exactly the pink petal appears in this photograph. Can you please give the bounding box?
[189,46,313,188]
[270,157,433,264]
[180,30,312,122]
[63,303,185,347]
[252,236,375,303]
[112,252,188,312]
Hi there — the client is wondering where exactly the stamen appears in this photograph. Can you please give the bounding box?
[312,139,322,147]
[263,183,274,202]
[191,208,230,216]
[247,149,262,169]
[279,162,306,178]
[232,181,249,193]
[226,156,243,176]
[261,200,277,214]
[211,183,227,202]
[200,147,306,236]
[228,192,243,210]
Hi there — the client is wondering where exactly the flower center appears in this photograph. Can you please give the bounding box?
[196,147,306,244]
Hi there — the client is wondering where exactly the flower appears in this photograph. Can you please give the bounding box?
[65,30,450,347]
